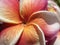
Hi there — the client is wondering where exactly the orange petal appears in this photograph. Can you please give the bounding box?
[17,24,45,45]
[0,0,22,24]
[29,11,60,38]
[0,24,24,45]
[20,0,47,21]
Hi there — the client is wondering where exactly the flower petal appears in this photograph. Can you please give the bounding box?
[20,0,47,21]
[17,24,45,45]
[47,0,60,19]
[0,0,22,24]
[28,11,60,22]
[54,32,60,45]
[29,11,60,40]
[0,24,24,45]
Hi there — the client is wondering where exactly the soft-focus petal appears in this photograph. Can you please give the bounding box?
[20,0,47,22]
[48,0,60,12]
[0,0,22,24]
[47,0,60,19]
[0,24,24,45]
[29,11,60,40]
[54,32,60,45]
[17,24,45,45]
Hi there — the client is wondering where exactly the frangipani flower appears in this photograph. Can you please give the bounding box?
[47,0,60,20]
[0,0,60,45]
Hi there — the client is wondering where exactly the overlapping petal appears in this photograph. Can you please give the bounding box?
[0,24,24,45]
[0,24,46,45]
[47,0,60,20]
[20,0,47,22]
[0,0,22,24]
[0,0,60,45]
[28,11,60,39]
[17,24,45,45]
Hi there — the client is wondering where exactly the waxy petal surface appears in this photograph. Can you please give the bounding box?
[47,0,60,22]
[20,0,47,21]
[29,11,60,39]
[0,0,22,24]
[17,25,45,45]
[0,24,24,45]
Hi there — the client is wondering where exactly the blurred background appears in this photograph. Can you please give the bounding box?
[54,0,60,7]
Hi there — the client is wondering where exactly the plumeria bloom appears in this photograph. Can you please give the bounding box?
[47,0,60,19]
[0,0,60,45]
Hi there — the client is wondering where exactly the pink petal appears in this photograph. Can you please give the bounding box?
[0,24,24,45]
[0,0,22,24]
[20,0,47,21]
[16,24,45,45]
[29,11,60,40]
